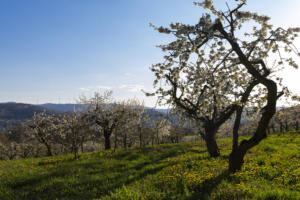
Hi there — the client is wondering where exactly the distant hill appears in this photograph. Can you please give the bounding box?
[0,103,171,129]
[3,102,274,129]
[39,103,86,113]
[40,103,172,123]
[0,102,57,129]
[39,103,170,114]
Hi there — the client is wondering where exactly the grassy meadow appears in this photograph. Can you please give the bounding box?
[0,132,300,200]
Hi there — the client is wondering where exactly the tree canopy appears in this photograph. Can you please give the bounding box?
[149,0,300,172]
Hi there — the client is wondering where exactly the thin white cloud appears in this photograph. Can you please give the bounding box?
[119,84,145,92]
[78,85,112,91]
[96,85,112,90]
[79,87,91,91]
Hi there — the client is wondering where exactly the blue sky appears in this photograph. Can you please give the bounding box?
[0,0,299,107]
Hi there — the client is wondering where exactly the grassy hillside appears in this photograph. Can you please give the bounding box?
[0,132,300,200]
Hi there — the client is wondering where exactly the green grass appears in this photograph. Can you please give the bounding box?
[1,132,300,200]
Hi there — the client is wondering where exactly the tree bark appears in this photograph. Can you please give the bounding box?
[232,107,243,151]
[204,128,220,157]
[139,127,142,148]
[74,146,79,159]
[104,132,111,150]
[228,80,278,173]
[114,134,117,151]
[205,137,220,157]
[151,135,154,146]
[228,80,278,172]
[80,140,84,153]
[45,143,53,156]
[229,149,245,172]
[229,107,246,172]
[39,136,53,156]
[156,130,160,145]
[123,133,127,149]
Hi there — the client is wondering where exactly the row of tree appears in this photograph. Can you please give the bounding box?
[1,101,299,161]
[0,92,187,160]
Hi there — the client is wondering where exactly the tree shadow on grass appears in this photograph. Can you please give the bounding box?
[4,145,187,200]
[37,157,75,166]
[187,170,230,200]
[186,148,207,155]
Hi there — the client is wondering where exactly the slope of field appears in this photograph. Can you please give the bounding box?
[0,132,300,200]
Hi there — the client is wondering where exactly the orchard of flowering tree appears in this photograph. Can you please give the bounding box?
[0,92,177,160]
[0,91,182,160]
[1,0,300,199]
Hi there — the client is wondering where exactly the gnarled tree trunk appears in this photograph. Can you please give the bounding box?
[228,80,278,173]
[204,136,220,157]
[214,20,281,173]
[203,127,220,157]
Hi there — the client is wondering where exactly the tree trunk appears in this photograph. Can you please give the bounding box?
[114,134,117,151]
[60,144,64,154]
[123,133,127,149]
[74,146,79,159]
[296,121,299,131]
[204,129,220,157]
[280,122,283,133]
[285,121,289,131]
[139,127,142,148]
[229,149,245,172]
[228,81,278,173]
[80,141,84,153]
[45,143,53,156]
[271,124,276,133]
[215,20,279,174]
[104,132,111,150]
